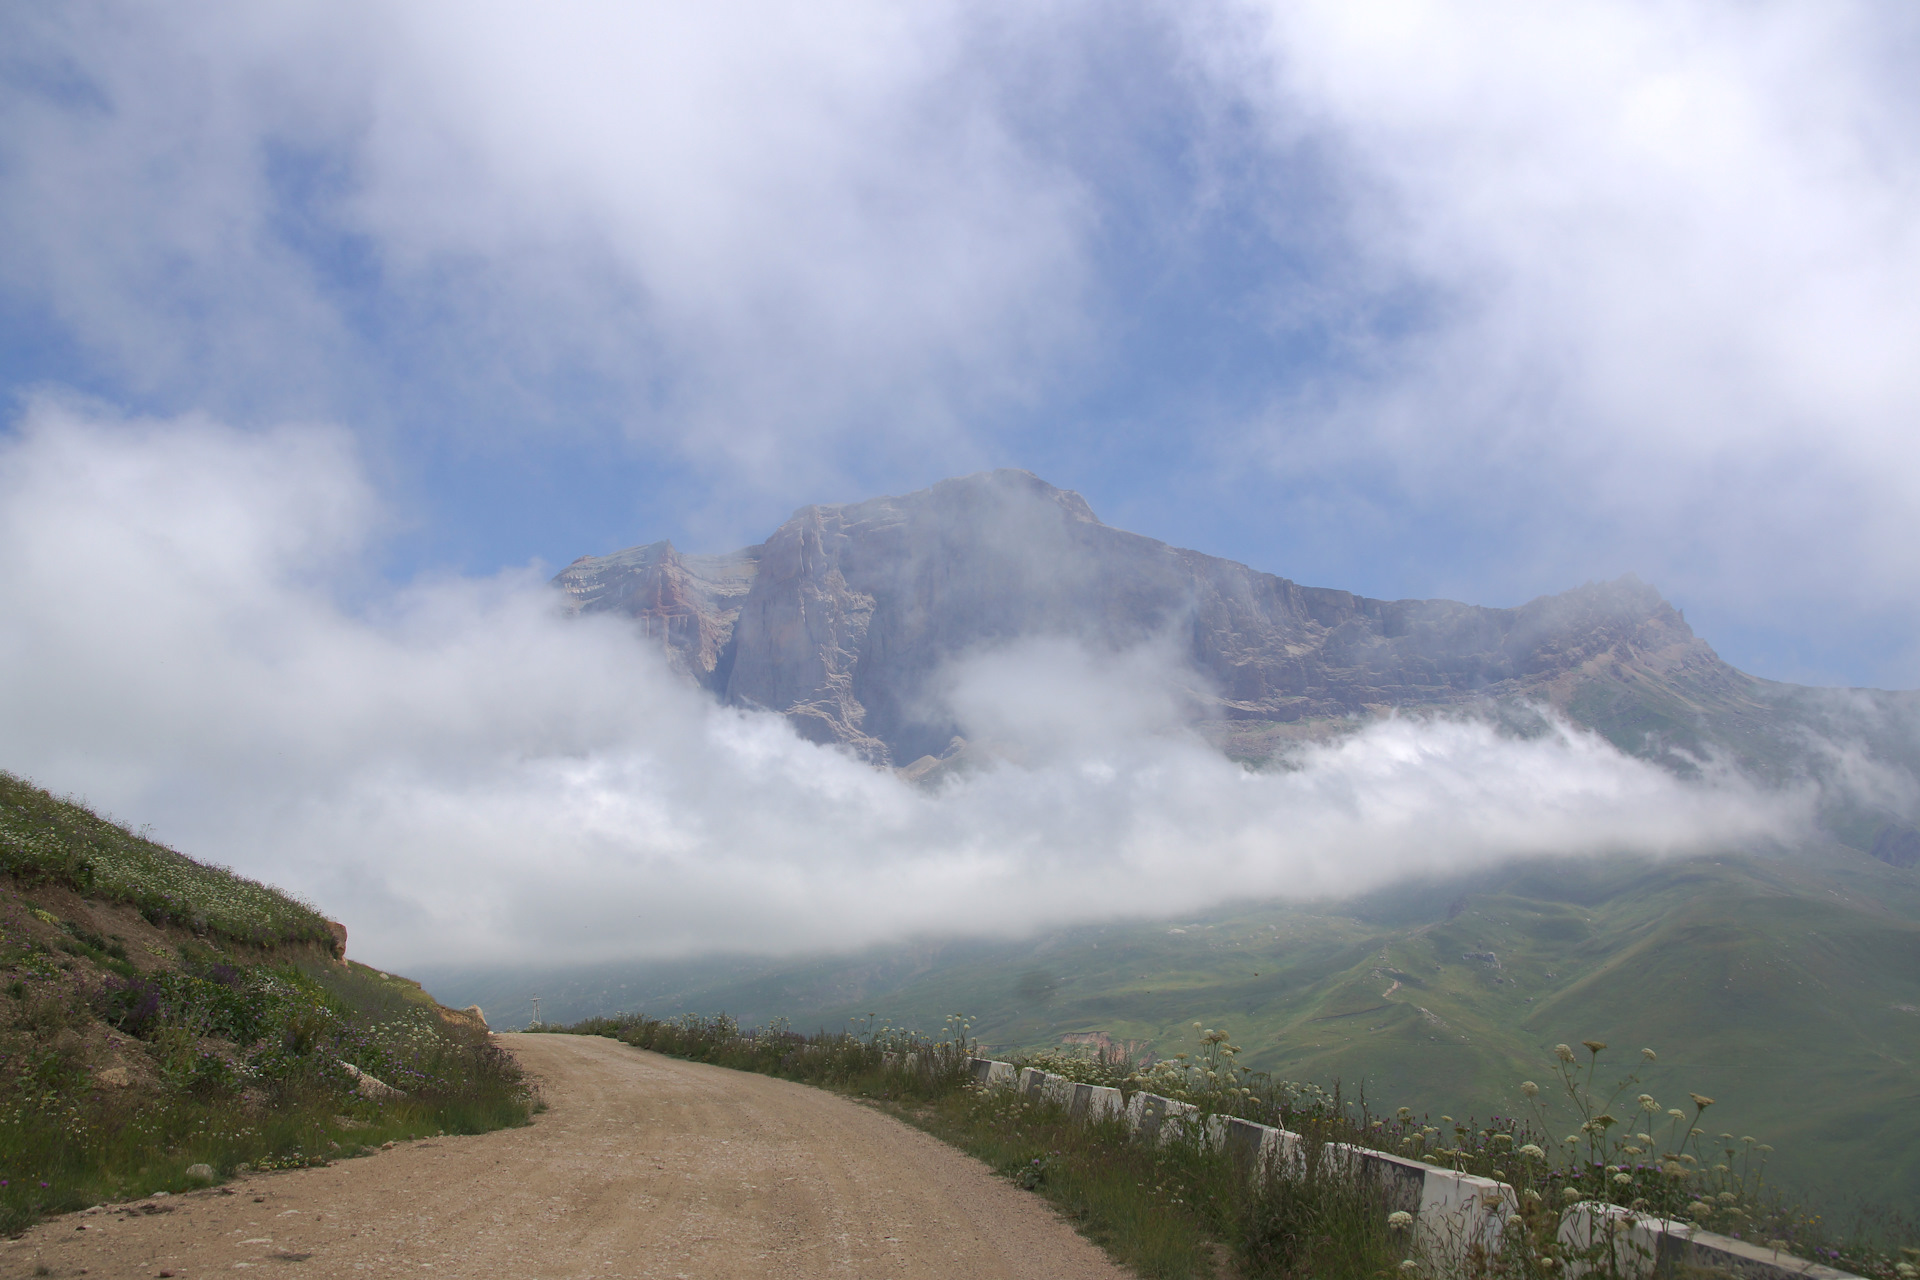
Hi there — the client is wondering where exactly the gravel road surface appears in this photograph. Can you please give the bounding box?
[6,1032,1129,1279]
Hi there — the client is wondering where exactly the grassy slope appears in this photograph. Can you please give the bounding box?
[0,772,531,1228]
[0,772,333,947]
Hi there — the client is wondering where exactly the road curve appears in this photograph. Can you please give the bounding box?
[6,1033,1130,1279]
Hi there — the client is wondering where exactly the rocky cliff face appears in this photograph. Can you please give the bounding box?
[554,541,760,685]
[555,470,1775,763]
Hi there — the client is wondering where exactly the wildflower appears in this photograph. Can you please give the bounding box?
[1582,1040,1607,1054]
[1668,1108,1687,1120]
[1562,1187,1583,1202]
[1641,1048,1657,1062]
[1554,1044,1576,1063]
[1613,1173,1633,1186]
[1638,1094,1659,1112]
[1520,1081,1539,1098]
[1389,1211,1414,1230]
[1688,1201,1713,1217]
[1397,1107,1413,1120]
[1564,1135,1580,1146]
[1519,1144,1545,1159]
[1689,1093,1713,1109]
[1399,1261,1419,1274]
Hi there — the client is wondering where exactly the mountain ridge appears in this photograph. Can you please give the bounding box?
[554,468,1920,851]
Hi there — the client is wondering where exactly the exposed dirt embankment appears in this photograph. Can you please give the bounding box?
[6,1033,1129,1279]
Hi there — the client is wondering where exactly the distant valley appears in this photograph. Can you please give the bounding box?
[426,846,1920,1210]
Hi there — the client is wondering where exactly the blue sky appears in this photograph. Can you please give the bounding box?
[6,1,1920,689]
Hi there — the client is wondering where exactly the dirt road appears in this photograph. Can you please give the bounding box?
[6,1034,1129,1279]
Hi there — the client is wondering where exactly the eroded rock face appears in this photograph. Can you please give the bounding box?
[555,469,1740,765]
[553,542,761,686]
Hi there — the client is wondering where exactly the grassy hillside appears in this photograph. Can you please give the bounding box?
[0,772,535,1232]
[0,773,334,947]
[431,843,1920,1214]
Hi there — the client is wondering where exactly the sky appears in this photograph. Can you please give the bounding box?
[2,2,1917,967]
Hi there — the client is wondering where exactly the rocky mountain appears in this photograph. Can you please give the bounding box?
[554,469,1920,848]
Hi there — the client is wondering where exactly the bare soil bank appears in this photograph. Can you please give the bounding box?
[5,1032,1128,1278]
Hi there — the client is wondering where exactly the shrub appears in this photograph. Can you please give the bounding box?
[0,954,534,1234]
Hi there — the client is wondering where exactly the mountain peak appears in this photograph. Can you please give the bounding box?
[789,468,1103,531]
[555,474,1742,766]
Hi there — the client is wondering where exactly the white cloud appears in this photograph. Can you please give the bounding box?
[0,1,1091,485]
[1185,1,1920,645]
[11,0,1920,683]
[0,404,1805,968]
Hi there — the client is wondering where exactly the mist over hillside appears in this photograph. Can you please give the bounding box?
[415,467,1920,1207]
[6,413,1850,974]
[558,468,1920,858]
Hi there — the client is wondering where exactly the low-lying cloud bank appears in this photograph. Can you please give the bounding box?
[0,402,1808,967]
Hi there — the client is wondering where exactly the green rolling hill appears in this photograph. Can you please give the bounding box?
[429,842,1920,1212]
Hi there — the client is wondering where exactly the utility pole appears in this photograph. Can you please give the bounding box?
[530,995,541,1029]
